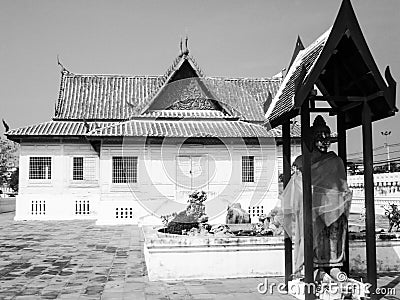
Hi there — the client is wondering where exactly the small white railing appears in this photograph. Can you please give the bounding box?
[31,200,45,215]
[75,200,90,215]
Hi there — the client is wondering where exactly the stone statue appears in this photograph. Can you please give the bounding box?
[281,115,352,281]
[226,203,251,224]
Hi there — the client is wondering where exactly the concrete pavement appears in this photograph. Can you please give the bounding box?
[0,212,399,299]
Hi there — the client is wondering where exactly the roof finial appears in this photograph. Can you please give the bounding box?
[183,35,189,56]
[2,119,9,133]
[179,37,183,56]
[57,55,70,74]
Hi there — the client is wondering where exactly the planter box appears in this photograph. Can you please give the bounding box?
[143,226,400,281]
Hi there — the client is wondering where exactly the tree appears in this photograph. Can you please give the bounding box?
[9,167,19,192]
[0,137,18,186]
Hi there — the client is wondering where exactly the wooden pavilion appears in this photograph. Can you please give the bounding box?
[265,0,397,299]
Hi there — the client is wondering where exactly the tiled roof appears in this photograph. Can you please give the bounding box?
[5,119,280,139]
[54,72,282,122]
[265,29,331,124]
[273,123,302,138]
[55,75,164,120]
[6,121,116,137]
[87,119,278,138]
[204,78,281,122]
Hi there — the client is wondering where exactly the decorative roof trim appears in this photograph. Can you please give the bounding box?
[138,55,206,115]
[86,119,279,138]
[265,28,330,122]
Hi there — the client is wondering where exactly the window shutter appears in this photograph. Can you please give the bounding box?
[84,157,97,181]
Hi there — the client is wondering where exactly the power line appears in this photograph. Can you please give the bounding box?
[347,142,400,157]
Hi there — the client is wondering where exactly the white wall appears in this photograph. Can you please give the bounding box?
[15,138,280,225]
[96,139,280,225]
[15,142,100,220]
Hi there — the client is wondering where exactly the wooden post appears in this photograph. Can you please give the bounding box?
[337,112,349,274]
[362,102,377,298]
[301,99,315,300]
[283,120,292,289]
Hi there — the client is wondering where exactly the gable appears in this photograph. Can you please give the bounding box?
[146,76,220,112]
[142,56,225,113]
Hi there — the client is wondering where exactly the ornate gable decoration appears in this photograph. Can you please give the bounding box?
[140,49,223,114]
[168,97,216,110]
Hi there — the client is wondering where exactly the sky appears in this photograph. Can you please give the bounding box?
[1,0,400,161]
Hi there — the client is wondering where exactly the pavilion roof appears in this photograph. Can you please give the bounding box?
[265,0,397,129]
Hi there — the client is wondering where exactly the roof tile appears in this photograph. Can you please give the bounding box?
[265,29,331,124]
[54,73,282,122]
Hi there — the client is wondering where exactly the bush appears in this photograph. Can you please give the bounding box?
[9,167,18,192]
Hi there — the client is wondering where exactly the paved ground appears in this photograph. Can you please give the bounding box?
[0,212,399,300]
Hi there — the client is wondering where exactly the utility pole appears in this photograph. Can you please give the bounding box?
[381,131,391,172]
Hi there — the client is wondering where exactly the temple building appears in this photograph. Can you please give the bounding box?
[6,44,302,225]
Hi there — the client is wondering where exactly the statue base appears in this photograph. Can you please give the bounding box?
[288,278,369,300]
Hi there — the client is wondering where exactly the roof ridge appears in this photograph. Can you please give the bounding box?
[206,76,282,82]
[299,27,332,58]
[62,74,164,78]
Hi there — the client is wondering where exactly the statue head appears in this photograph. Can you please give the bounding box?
[311,115,331,153]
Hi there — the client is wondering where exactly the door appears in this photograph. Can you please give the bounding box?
[176,155,209,203]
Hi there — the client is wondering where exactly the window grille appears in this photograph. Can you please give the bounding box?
[242,156,254,182]
[29,157,51,180]
[31,200,46,215]
[72,157,97,181]
[115,207,133,219]
[73,157,84,180]
[112,157,137,183]
[75,200,90,215]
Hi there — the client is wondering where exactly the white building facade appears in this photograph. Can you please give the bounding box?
[7,52,301,225]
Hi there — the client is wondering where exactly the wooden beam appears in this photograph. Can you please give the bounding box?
[301,99,315,300]
[309,108,336,113]
[311,95,366,102]
[294,66,307,108]
[366,91,385,101]
[282,120,292,289]
[362,102,377,298]
[337,112,349,274]
[337,102,361,113]
[342,71,372,91]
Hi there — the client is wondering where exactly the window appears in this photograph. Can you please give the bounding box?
[112,157,138,183]
[29,157,51,180]
[72,157,97,181]
[73,157,84,180]
[242,156,254,182]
